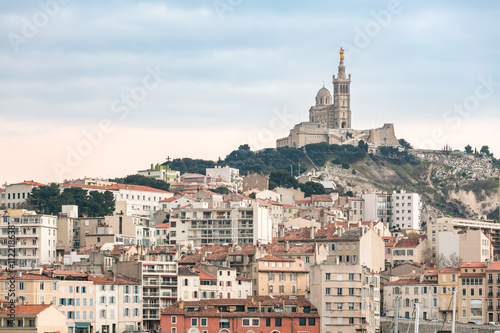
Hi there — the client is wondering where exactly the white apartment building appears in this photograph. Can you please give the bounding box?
[89,275,142,333]
[362,190,421,230]
[1,181,44,209]
[309,256,381,333]
[206,166,241,192]
[391,190,420,230]
[116,249,178,332]
[0,210,57,269]
[169,201,272,247]
[178,265,252,301]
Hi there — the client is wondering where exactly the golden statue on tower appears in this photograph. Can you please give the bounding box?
[339,47,344,62]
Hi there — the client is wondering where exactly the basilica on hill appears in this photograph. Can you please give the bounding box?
[276,48,399,151]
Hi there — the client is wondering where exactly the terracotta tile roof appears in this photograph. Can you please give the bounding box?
[394,237,423,248]
[62,182,173,194]
[178,254,202,264]
[206,252,227,261]
[258,255,294,262]
[266,243,316,255]
[295,199,312,204]
[0,188,4,191]
[0,273,57,281]
[461,262,487,268]
[156,223,170,228]
[162,295,317,314]
[0,304,51,315]
[311,195,333,202]
[16,180,45,186]
[194,269,216,280]
[386,279,421,285]
[52,270,87,276]
[88,275,139,285]
[160,197,181,202]
[440,267,460,273]
[487,262,500,271]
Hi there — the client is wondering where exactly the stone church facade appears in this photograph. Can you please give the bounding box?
[277,49,399,149]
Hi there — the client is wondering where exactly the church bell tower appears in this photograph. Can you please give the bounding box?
[332,47,351,129]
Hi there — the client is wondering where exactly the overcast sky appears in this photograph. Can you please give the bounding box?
[1,0,499,184]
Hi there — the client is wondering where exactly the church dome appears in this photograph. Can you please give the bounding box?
[315,86,332,106]
[316,86,331,98]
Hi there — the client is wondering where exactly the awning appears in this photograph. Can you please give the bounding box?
[75,322,89,328]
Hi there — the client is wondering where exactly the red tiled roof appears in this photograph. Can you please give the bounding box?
[258,255,294,262]
[52,270,87,276]
[16,180,45,186]
[461,262,487,268]
[0,304,51,315]
[89,275,139,285]
[0,273,57,281]
[156,223,170,228]
[487,262,500,271]
[394,237,423,248]
[440,267,460,273]
[194,269,216,280]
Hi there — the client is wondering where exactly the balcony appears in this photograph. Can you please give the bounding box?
[488,305,493,310]
[143,292,159,297]
[143,303,161,309]
[489,279,494,284]
[161,292,177,298]
[143,313,160,319]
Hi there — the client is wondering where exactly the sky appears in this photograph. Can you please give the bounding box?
[1,0,499,184]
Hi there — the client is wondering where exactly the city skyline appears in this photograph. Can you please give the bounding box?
[1,1,499,184]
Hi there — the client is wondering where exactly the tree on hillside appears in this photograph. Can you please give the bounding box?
[28,183,61,215]
[28,185,115,217]
[269,170,298,189]
[480,145,492,156]
[213,187,231,195]
[464,144,473,154]
[298,181,325,197]
[398,138,413,150]
[111,174,170,191]
[421,248,434,266]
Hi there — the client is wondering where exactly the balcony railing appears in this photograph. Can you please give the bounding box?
[489,279,494,284]
[488,305,493,310]
[143,303,161,308]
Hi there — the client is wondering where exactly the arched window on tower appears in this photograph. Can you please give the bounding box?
[346,85,349,94]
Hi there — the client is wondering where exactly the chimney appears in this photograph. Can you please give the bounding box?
[285,241,290,252]
[310,227,315,239]
[370,220,374,229]
[361,227,365,237]
[179,301,184,310]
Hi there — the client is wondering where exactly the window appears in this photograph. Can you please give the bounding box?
[201,318,207,326]
[299,318,306,326]
[326,273,331,280]
[326,302,331,310]
[326,288,331,295]
[171,329,177,333]
[219,319,230,328]
[266,318,271,327]
[349,288,354,295]
[275,318,282,327]
[337,288,342,295]
[349,303,354,310]
[191,318,197,326]
[171,316,177,324]
[308,318,315,326]
[349,273,354,280]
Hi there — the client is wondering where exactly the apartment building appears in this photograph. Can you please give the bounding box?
[206,166,241,192]
[0,304,66,333]
[0,272,59,305]
[391,237,427,266]
[1,181,44,209]
[137,163,180,184]
[50,270,96,333]
[160,296,320,333]
[178,265,252,301]
[0,210,57,269]
[89,275,142,333]
[457,262,487,324]
[438,268,460,320]
[169,201,272,247]
[252,255,308,296]
[438,229,492,263]
[116,247,178,332]
[486,262,500,323]
[428,217,500,260]
[309,256,381,333]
